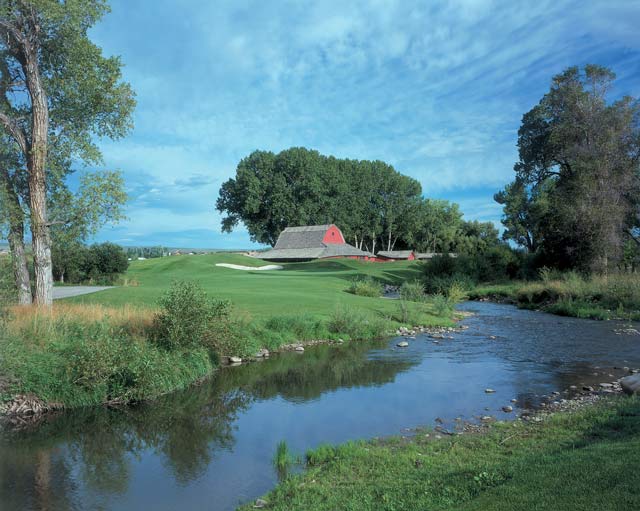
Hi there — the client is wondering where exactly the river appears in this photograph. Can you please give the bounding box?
[1,302,639,510]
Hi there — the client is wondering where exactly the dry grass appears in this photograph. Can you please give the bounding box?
[6,303,156,342]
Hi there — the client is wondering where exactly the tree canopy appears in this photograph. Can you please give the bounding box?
[497,65,640,272]
[217,147,502,254]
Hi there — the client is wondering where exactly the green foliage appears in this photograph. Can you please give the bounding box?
[505,65,640,272]
[399,280,426,302]
[327,305,388,340]
[347,276,383,297]
[52,241,128,284]
[274,440,296,480]
[153,280,231,351]
[243,397,640,511]
[423,248,520,294]
[0,316,213,407]
[0,255,14,328]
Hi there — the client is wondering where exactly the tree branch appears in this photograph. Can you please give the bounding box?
[0,111,27,153]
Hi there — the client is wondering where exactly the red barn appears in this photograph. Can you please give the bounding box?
[260,225,374,262]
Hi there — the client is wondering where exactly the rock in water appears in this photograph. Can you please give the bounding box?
[397,341,409,347]
[485,388,496,393]
[295,346,305,352]
[502,406,513,413]
[229,356,242,364]
[254,498,268,508]
[621,374,640,395]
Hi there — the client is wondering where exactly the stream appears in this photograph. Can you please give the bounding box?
[1,301,639,510]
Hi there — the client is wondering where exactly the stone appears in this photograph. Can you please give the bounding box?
[484,388,496,393]
[502,406,513,413]
[295,346,305,352]
[599,382,614,389]
[510,398,518,403]
[620,374,640,395]
[481,416,493,422]
[254,498,268,508]
[229,356,242,364]
[397,341,409,347]
[582,386,594,392]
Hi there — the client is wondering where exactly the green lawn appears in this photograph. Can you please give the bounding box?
[68,254,435,320]
[243,396,640,511]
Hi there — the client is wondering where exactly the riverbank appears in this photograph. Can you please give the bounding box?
[243,393,640,510]
[0,254,455,412]
[468,273,640,321]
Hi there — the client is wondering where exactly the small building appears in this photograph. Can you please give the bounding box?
[376,250,416,261]
[260,224,374,262]
[416,252,458,260]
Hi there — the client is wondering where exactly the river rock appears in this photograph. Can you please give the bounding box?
[502,406,513,413]
[485,388,496,393]
[397,341,409,347]
[621,374,640,395]
[599,382,614,389]
[295,346,305,352]
[254,498,268,508]
[229,356,242,364]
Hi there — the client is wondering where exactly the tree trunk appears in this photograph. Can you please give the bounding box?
[25,42,53,305]
[2,169,31,304]
[8,221,32,305]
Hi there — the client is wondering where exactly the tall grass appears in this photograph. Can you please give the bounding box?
[516,272,640,319]
[347,277,383,298]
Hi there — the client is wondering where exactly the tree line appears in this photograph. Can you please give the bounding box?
[217,147,502,255]
[496,65,640,274]
[0,0,135,304]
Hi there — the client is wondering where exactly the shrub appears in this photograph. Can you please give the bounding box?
[399,280,426,302]
[347,276,383,297]
[153,280,231,350]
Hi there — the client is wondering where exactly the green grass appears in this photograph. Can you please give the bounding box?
[242,397,640,511]
[65,254,451,326]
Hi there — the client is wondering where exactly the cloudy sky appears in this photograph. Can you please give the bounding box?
[87,0,640,248]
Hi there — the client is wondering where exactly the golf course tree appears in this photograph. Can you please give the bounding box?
[216,147,425,252]
[0,0,135,304]
[499,64,640,272]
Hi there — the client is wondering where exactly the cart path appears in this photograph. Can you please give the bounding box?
[52,286,114,299]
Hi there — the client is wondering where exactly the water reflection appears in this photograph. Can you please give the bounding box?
[0,340,415,510]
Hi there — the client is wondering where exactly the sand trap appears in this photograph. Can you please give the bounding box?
[215,263,283,271]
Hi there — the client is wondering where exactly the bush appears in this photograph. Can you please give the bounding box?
[399,280,426,302]
[347,276,383,297]
[153,280,231,350]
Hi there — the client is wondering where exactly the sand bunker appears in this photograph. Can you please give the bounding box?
[215,263,283,271]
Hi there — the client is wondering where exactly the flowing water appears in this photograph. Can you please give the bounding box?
[1,302,639,510]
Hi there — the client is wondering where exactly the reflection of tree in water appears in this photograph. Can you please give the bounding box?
[220,340,417,402]
[0,339,415,509]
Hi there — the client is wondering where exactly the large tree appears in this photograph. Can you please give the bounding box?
[504,65,640,272]
[216,147,424,252]
[0,0,135,304]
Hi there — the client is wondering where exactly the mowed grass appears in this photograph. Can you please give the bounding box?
[66,254,442,322]
[242,397,640,511]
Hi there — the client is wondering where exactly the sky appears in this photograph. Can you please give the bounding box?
[85,0,640,249]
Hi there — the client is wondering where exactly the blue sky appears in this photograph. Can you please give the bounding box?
[86,0,640,249]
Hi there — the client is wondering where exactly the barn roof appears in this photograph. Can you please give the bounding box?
[261,224,373,261]
[377,250,415,259]
[274,225,334,249]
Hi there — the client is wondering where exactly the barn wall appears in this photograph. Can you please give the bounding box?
[322,225,345,244]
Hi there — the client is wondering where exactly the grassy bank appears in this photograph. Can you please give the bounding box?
[243,396,640,511]
[469,272,640,321]
[1,255,454,411]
